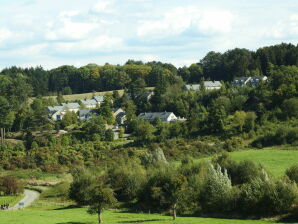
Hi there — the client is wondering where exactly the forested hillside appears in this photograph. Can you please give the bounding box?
[1,43,297,96]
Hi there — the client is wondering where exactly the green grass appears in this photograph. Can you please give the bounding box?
[0,169,71,182]
[230,149,298,177]
[30,87,154,103]
[189,148,298,178]
[0,194,24,206]
[0,206,297,224]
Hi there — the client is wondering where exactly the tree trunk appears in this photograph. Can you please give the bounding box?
[172,203,177,220]
[98,209,103,224]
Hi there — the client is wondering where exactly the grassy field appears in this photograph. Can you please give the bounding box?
[1,206,297,224]
[30,87,155,103]
[230,149,298,177]
[189,148,298,178]
[0,194,23,206]
[0,169,71,183]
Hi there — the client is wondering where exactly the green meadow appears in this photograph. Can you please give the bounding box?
[1,148,298,224]
[1,207,297,224]
[230,149,298,177]
[190,148,298,177]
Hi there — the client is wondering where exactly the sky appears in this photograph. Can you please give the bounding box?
[0,0,298,70]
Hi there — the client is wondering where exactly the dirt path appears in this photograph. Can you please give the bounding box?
[8,189,40,210]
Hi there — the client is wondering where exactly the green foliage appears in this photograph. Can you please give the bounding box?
[238,178,297,216]
[199,164,233,214]
[105,129,114,141]
[253,126,298,147]
[99,96,114,125]
[138,165,187,220]
[81,115,106,141]
[108,159,146,201]
[62,111,78,128]
[286,165,298,183]
[213,153,266,185]
[131,118,155,145]
[69,167,97,206]
[282,98,298,119]
[87,185,117,223]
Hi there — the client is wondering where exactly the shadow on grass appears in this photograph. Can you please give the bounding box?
[53,205,80,210]
[56,222,93,224]
[278,215,298,223]
[118,219,163,223]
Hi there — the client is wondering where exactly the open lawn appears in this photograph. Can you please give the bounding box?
[230,149,298,177]
[0,206,297,224]
[189,148,298,178]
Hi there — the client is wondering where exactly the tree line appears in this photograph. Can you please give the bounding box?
[68,153,298,223]
[1,43,297,97]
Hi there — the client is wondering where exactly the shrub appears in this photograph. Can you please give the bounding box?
[199,164,233,214]
[0,176,24,195]
[69,167,98,206]
[238,177,297,217]
[108,160,146,201]
[213,153,264,185]
[286,165,298,183]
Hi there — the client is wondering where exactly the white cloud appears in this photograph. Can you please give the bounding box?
[45,11,99,41]
[0,0,298,70]
[7,43,47,57]
[52,35,123,54]
[92,1,114,14]
[137,6,234,37]
[0,28,12,43]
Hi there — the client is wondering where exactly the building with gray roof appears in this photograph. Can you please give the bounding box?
[79,99,98,109]
[61,103,80,112]
[138,112,178,123]
[93,96,105,104]
[184,81,222,91]
[78,109,99,121]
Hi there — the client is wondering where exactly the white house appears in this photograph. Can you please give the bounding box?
[138,112,178,123]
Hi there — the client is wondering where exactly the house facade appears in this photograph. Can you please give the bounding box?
[138,112,178,123]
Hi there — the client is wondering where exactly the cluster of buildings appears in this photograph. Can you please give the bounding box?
[47,76,267,125]
[47,95,106,121]
[182,76,267,92]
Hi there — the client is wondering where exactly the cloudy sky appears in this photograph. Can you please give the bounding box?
[0,0,298,69]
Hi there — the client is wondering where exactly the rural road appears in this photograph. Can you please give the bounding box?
[8,189,40,210]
